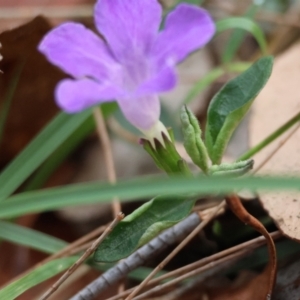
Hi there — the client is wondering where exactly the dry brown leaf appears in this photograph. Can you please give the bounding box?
[249,42,300,241]
[0,16,63,166]
[208,269,273,300]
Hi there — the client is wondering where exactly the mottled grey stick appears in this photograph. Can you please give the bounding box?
[70,212,201,300]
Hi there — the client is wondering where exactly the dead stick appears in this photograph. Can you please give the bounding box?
[93,107,121,217]
[225,194,277,299]
[125,201,225,300]
[39,212,124,300]
[133,251,247,300]
[70,212,202,300]
[105,231,281,300]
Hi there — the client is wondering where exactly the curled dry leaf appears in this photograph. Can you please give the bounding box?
[225,195,276,299]
[249,42,300,241]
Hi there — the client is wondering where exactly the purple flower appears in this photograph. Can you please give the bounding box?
[38,0,215,134]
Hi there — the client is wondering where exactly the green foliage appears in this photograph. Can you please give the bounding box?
[0,103,117,200]
[0,64,23,143]
[183,62,252,106]
[239,111,300,161]
[1,175,300,219]
[222,4,262,63]
[205,56,273,164]
[180,105,209,173]
[94,194,195,262]
[216,17,267,56]
[209,159,253,177]
[0,111,90,200]
[0,257,77,300]
[176,0,204,4]
[142,131,190,175]
[0,220,67,253]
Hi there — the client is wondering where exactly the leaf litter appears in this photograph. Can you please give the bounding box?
[250,42,300,241]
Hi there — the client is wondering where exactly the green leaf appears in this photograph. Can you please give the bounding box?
[0,64,23,143]
[222,4,261,63]
[0,257,77,300]
[209,159,253,177]
[0,103,117,200]
[176,0,204,4]
[22,115,94,191]
[184,68,224,105]
[0,111,90,201]
[94,195,195,262]
[0,220,67,253]
[183,62,252,106]
[205,56,273,164]
[1,174,300,219]
[216,17,268,56]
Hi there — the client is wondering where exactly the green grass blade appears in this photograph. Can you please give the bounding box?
[183,62,252,105]
[0,257,77,300]
[216,17,267,56]
[184,67,224,104]
[222,4,261,63]
[0,64,23,142]
[0,102,117,200]
[238,111,300,161]
[0,220,67,253]
[22,115,94,191]
[0,110,91,201]
[1,175,300,219]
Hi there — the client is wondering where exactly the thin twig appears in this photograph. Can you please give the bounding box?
[125,201,226,300]
[2,224,106,288]
[93,107,121,217]
[108,117,139,144]
[70,212,202,300]
[105,231,281,300]
[39,212,124,300]
[68,240,96,256]
[132,251,247,300]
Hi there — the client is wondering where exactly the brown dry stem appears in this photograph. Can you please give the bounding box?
[125,201,226,300]
[93,107,121,217]
[106,231,281,300]
[225,194,277,299]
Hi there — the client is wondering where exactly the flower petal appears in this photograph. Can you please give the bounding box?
[137,66,177,95]
[56,78,121,113]
[94,0,162,62]
[38,22,119,81]
[153,4,215,65]
[117,95,160,130]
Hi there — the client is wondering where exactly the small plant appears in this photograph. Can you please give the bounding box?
[0,0,300,299]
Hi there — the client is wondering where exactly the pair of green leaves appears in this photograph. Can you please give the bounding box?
[182,56,273,171]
